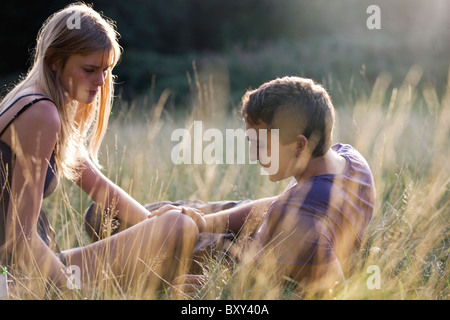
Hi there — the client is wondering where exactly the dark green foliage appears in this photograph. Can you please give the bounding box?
[1,0,449,105]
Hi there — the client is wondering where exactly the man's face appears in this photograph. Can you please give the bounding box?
[245,121,299,182]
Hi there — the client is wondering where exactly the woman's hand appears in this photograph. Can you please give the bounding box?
[148,204,206,232]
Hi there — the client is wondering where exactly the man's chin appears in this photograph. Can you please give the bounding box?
[263,169,282,182]
[263,169,291,183]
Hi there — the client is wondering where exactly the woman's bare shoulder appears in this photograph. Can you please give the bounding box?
[15,98,61,134]
[8,98,62,157]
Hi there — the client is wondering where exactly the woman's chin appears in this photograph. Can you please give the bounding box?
[74,95,97,104]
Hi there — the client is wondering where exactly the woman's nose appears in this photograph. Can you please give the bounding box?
[94,71,106,86]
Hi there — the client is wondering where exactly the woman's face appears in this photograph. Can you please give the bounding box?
[58,50,112,104]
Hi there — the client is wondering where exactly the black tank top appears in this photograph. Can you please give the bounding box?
[0,93,59,263]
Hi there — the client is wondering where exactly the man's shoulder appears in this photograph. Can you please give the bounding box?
[269,176,333,218]
[333,143,371,169]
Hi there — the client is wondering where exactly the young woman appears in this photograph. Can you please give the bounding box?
[0,3,204,291]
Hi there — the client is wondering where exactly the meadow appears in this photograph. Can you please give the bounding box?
[6,64,449,300]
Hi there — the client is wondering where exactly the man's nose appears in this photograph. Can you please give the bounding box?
[249,142,259,162]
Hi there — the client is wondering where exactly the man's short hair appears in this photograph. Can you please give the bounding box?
[241,76,335,158]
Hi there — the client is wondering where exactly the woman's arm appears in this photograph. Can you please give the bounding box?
[75,157,151,226]
[4,100,68,287]
[76,155,207,230]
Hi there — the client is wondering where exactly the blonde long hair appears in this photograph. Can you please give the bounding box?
[0,2,122,180]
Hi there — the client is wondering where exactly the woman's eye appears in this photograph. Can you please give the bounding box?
[84,69,95,73]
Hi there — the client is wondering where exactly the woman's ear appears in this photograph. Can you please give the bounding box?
[51,61,59,71]
[46,48,61,71]
[50,57,62,72]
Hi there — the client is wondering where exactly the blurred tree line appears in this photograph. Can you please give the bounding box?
[0,0,331,68]
[1,0,449,107]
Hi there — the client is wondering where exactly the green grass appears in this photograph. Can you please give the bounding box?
[7,65,449,300]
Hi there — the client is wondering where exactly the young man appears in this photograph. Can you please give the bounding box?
[175,76,376,290]
[244,76,375,284]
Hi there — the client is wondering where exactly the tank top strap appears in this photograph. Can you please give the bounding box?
[0,93,56,138]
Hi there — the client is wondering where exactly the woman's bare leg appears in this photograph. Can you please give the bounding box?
[62,210,199,291]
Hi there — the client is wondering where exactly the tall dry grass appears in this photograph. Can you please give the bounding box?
[5,65,449,299]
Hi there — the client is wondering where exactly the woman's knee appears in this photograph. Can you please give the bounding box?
[152,210,199,246]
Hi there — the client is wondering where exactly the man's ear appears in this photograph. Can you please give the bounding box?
[296,135,308,157]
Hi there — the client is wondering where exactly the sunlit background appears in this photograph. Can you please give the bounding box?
[1,0,449,108]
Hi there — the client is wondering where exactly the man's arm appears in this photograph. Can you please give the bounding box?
[203,197,276,235]
[261,204,345,288]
